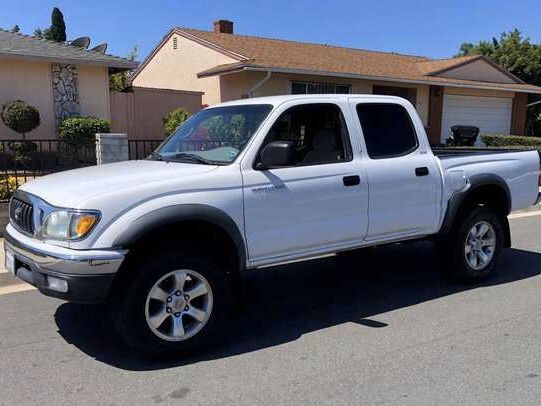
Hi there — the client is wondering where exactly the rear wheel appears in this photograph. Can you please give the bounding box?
[111,246,231,355]
[447,207,504,282]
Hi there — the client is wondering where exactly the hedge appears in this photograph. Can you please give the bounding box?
[481,134,541,149]
[58,117,110,144]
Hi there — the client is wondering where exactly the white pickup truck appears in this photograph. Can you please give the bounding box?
[5,95,540,354]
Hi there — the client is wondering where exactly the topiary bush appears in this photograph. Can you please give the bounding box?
[163,108,191,137]
[58,117,110,144]
[1,100,40,140]
[481,134,541,150]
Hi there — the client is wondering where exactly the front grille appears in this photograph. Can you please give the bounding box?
[10,198,34,234]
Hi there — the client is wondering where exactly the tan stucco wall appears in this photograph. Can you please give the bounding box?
[78,65,110,120]
[439,59,515,84]
[132,34,237,105]
[0,59,55,139]
[219,72,430,126]
[0,59,112,140]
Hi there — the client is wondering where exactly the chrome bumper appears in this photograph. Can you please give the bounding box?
[4,233,127,303]
[4,233,126,275]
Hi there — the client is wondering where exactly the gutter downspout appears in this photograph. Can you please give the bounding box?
[248,71,272,98]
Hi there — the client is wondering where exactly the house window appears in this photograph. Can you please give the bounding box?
[291,81,351,95]
[372,85,417,105]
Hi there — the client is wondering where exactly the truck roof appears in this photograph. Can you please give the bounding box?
[212,94,409,108]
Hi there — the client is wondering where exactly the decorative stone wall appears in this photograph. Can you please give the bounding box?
[51,64,80,128]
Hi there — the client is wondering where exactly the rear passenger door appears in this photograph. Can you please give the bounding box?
[353,100,440,240]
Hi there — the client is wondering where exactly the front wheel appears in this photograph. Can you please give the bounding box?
[111,247,231,355]
[447,207,504,282]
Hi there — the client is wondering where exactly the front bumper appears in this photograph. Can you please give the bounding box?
[4,233,127,303]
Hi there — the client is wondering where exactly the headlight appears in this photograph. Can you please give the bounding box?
[42,210,100,240]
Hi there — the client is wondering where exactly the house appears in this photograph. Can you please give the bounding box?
[131,20,541,144]
[0,29,136,140]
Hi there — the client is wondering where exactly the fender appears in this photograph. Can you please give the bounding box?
[439,174,511,247]
[113,204,246,269]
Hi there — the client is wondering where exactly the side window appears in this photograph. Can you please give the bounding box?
[356,103,418,159]
[258,103,352,167]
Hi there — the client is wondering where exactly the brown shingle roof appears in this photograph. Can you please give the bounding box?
[176,28,541,94]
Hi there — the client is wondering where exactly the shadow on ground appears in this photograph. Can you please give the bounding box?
[54,242,541,370]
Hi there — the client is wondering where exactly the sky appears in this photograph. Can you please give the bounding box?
[1,0,540,62]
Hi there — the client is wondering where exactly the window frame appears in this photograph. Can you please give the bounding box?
[356,102,420,160]
[253,102,354,170]
[291,81,352,95]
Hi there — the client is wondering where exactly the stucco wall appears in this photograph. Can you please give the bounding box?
[0,59,112,140]
[78,65,110,120]
[439,59,515,84]
[0,59,55,139]
[219,72,430,126]
[132,34,237,105]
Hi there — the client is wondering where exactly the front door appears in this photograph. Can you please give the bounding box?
[242,102,369,263]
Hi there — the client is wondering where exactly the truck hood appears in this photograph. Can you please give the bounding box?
[20,160,218,207]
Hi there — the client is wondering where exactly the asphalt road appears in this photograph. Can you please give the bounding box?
[2,213,541,405]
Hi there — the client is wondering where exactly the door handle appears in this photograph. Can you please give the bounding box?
[415,167,429,177]
[343,175,361,186]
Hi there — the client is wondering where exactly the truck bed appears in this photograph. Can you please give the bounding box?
[432,147,536,159]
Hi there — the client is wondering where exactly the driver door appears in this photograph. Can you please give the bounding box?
[241,101,369,264]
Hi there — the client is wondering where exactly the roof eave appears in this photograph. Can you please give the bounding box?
[200,65,541,94]
[0,52,136,70]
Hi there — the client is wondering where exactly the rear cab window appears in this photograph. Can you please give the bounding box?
[356,103,419,159]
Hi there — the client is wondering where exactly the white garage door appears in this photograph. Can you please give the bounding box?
[441,95,512,144]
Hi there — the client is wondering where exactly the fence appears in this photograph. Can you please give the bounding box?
[0,138,167,200]
[1,139,96,200]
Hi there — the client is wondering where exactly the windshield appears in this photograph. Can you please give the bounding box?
[154,104,273,164]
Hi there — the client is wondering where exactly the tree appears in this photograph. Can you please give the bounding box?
[109,45,139,91]
[1,100,40,141]
[457,29,541,135]
[163,108,191,136]
[10,24,20,33]
[45,7,67,42]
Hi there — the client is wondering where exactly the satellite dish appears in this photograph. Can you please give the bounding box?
[70,36,90,49]
[91,43,108,53]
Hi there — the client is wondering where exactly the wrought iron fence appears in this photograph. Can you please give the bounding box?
[128,139,162,160]
[0,139,96,200]
[1,138,230,200]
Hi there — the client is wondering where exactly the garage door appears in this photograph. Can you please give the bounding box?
[441,95,512,143]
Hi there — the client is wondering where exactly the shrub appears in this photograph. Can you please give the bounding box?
[58,117,110,144]
[481,134,541,150]
[1,100,40,140]
[0,176,20,200]
[163,108,191,137]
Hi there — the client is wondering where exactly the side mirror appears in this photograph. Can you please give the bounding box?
[258,141,296,169]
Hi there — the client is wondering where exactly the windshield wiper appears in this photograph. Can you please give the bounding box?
[166,152,220,165]
[147,151,163,161]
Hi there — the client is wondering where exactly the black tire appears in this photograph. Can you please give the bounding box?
[447,206,504,282]
[111,244,231,356]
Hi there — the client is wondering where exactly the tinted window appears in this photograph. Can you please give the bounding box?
[356,103,418,159]
[258,103,351,167]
